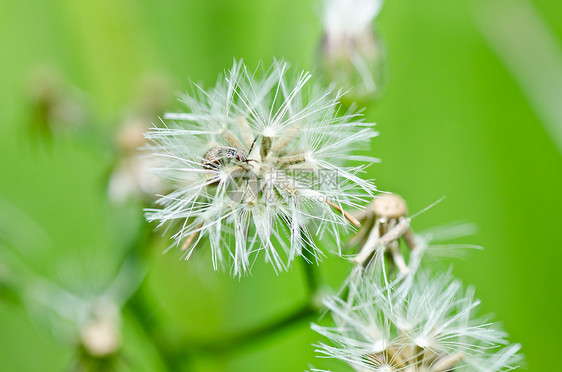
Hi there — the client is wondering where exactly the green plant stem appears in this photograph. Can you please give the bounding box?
[129,288,316,367]
[126,221,325,369]
[128,290,188,371]
[301,258,320,296]
[185,302,317,354]
[0,279,23,306]
[300,231,322,297]
[124,217,189,371]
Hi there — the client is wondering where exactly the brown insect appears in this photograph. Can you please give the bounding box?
[202,146,249,169]
[184,146,251,251]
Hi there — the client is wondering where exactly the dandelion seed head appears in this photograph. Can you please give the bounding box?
[312,272,521,371]
[145,60,377,276]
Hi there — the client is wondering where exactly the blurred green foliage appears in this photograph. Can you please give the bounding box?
[1,0,561,371]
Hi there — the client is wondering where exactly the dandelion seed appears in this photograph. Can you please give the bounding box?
[145,60,378,276]
[312,272,522,372]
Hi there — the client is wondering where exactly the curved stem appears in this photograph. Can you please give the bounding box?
[124,216,188,371]
[301,258,320,296]
[184,303,317,354]
[300,229,323,297]
[126,221,325,368]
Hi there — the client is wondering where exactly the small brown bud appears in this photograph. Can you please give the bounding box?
[371,193,407,219]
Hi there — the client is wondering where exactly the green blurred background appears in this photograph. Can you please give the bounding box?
[1,0,561,371]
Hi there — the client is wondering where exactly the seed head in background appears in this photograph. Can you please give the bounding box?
[25,65,90,141]
[108,75,171,205]
[144,60,378,276]
[319,0,386,104]
[311,272,522,371]
[2,248,145,370]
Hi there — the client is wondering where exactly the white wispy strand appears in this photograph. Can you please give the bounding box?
[145,60,378,276]
[312,272,521,371]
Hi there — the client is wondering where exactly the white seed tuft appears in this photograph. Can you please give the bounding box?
[144,60,378,276]
[312,271,522,371]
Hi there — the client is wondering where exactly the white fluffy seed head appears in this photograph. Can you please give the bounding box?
[312,271,522,371]
[145,60,378,276]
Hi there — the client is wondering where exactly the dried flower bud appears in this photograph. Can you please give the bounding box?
[351,193,414,274]
[108,120,164,204]
[370,193,407,220]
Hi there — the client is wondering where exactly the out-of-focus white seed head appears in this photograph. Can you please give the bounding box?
[26,65,89,138]
[81,318,120,356]
[80,300,121,357]
[109,120,164,204]
[145,60,378,276]
[116,119,148,152]
[13,253,143,362]
[109,76,171,205]
[319,0,386,102]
